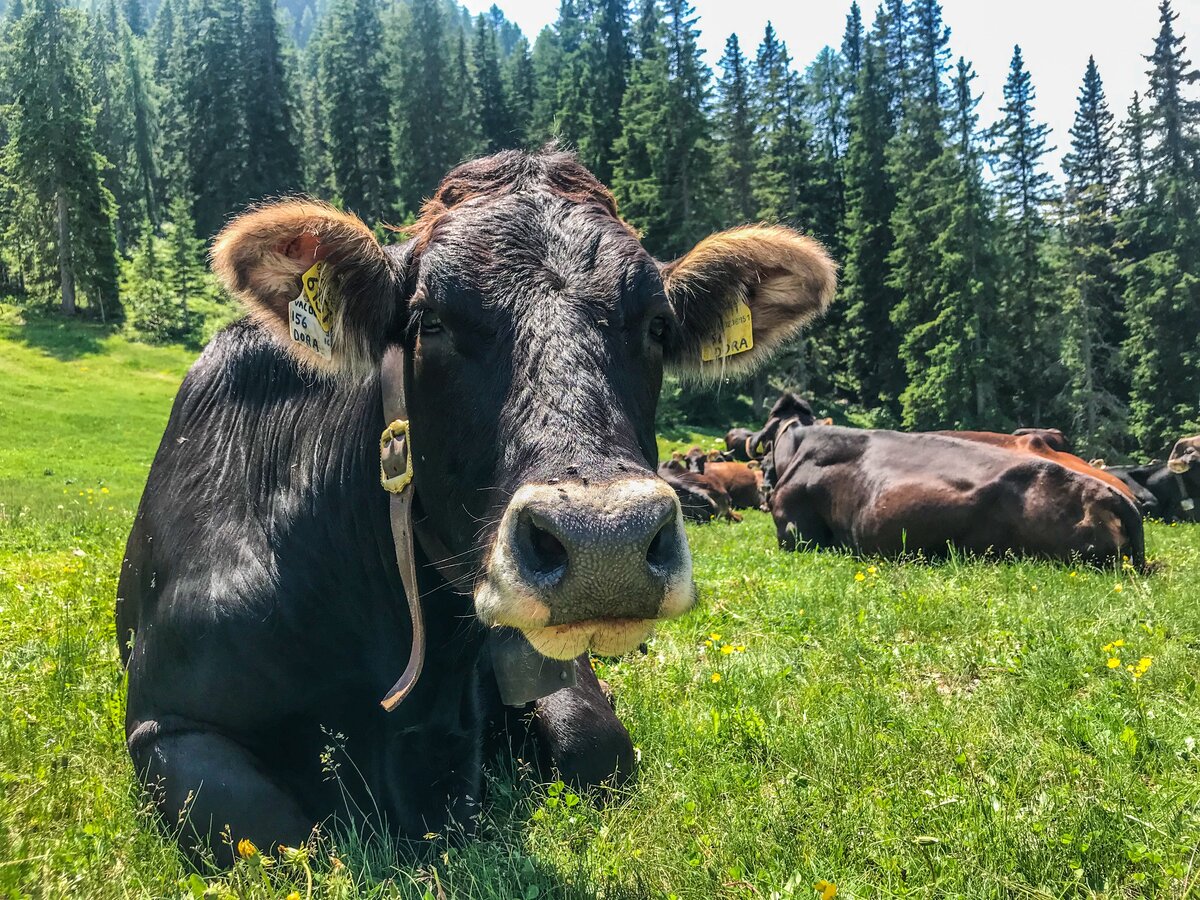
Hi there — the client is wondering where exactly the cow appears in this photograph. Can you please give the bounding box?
[115,149,837,866]
[724,427,756,461]
[1012,427,1073,453]
[931,430,1138,505]
[658,460,740,522]
[1105,435,1200,522]
[753,424,1144,567]
[679,448,763,510]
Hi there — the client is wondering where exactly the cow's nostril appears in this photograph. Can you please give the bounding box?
[517,511,569,584]
[646,516,680,575]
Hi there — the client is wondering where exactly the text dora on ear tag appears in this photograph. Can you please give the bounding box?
[289,262,333,361]
[701,299,754,362]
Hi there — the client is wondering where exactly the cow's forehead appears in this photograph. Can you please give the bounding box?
[414,192,655,306]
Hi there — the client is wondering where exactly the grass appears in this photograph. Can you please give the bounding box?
[4,317,1200,898]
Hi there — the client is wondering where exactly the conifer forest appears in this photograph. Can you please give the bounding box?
[1,0,1197,459]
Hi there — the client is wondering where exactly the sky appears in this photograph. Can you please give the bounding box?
[458,0,1200,170]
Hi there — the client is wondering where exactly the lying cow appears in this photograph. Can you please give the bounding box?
[116,148,836,865]
[931,430,1138,505]
[680,448,763,510]
[724,427,756,461]
[658,460,740,522]
[754,424,1144,567]
[1106,435,1200,522]
[1012,427,1073,453]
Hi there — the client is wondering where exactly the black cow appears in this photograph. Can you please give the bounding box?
[116,149,836,865]
[1106,435,1200,522]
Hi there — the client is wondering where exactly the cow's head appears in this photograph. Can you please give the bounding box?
[211,150,835,659]
[1168,435,1200,475]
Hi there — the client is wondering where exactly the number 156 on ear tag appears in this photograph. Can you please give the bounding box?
[701,300,754,362]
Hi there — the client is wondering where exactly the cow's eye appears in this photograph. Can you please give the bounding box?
[648,315,668,342]
[420,309,443,334]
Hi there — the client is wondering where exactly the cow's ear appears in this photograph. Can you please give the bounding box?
[662,225,836,378]
[210,199,400,376]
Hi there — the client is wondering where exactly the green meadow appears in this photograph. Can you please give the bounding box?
[3,314,1200,899]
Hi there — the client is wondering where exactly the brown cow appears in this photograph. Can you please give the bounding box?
[763,425,1144,567]
[933,430,1138,504]
[681,448,763,509]
[1012,427,1073,453]
[659,460,741,522]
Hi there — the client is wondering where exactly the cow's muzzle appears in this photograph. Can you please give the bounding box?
[474,478,694,659]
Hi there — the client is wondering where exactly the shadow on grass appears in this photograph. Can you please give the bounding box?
[4,311,111,360]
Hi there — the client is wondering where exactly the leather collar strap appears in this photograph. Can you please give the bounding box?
[376,347,576,711]
[378,347,424,711]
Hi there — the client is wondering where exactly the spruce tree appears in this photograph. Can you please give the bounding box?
[503,36,536,146]
[316,0,394,221]
[714,33,755,223]
[530,25,563,141]
[752,25,814,228]
[841,2,863,79]
[611,0,670,248]
[992,44,1057,424]
[1122,0,1200,450]
[1059,57,1127,454]
[896,58,999,428]
[582,0,629,183]
[472,14,513,152]
[3,0,120,317]
[840,26,901,410]
[392,0,458,212]
[241,0,302,202]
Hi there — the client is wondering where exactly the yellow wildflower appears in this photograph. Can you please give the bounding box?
[814,880,838,900]
[721,644,734,655]
[1132,657,1152,678]
[1107,657,1121,668]
[854,572,865,582]
[286,893,301,900]
[735,645,746,653]
[1114,584,1123,593]
[867,565,877,575]
[710,673,721,683]
[709,632,721,642]
[236,838,258,859]
[1069,571,1077,578]
[100,487,109,494]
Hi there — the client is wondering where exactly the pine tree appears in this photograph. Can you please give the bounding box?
[839,25,901,410]
[612,0,670,246]
[550,0,588,149]
[992,44,1057,424]
[503,36,536,146]
[582,0,629,182]
[886,0,951,411]
[164,0,249,235]
[714,33,755,223]
[752,25,814,227]
[472,14,513,152]
[147,0,174,78]
[241,0,302,202]
[896,58,999,428]
[315,0,394,221]
[3,0,120,318]
[658,0,715,255]
[530,25,563,141]
[841,2,863,79]
[450,24,481,159]
[392,0,458,213]
[1122,0,1200,451]
[1059,57,1127,454]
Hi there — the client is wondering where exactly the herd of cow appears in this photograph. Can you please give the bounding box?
[662,392,1200,570]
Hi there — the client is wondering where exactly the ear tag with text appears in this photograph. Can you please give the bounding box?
[288,262,333,361]
[701,299,754,362]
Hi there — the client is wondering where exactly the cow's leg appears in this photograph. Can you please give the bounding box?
[129,722,315,869]
[488,655,635,790]
[775,503,831,551]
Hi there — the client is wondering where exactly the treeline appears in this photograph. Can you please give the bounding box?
[0,0,1197,456]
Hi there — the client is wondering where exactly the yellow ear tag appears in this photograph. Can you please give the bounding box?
[701,299,754,362]
[287,262,333,361]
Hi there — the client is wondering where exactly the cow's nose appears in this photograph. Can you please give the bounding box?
[476,478,695,652]
[513,492,682,604]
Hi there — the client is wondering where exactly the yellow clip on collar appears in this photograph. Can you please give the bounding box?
[380,419,413,494]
